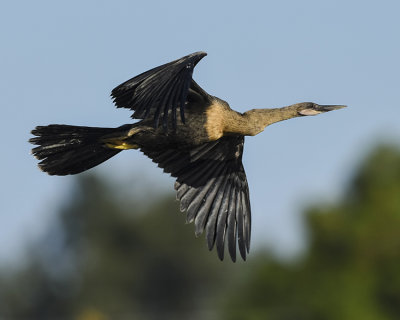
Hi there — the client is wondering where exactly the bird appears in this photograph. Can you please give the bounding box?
[30,51,346,262]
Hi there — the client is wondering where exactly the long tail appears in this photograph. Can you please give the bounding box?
[30,124,130,175]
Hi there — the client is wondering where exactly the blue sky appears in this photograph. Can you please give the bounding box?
[1,0,400,265]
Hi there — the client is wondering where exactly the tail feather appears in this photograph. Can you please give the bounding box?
[30,125,121,175]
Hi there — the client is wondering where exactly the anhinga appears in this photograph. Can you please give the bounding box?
[30,52,346,262]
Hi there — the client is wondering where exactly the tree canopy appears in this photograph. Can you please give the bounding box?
[1,144,400,319]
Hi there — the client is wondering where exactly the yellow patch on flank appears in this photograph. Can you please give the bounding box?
[105,141,138,150]
[103,126,142,150]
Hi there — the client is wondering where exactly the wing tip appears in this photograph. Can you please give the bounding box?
[185,51,207,67]
[192,51,207,59]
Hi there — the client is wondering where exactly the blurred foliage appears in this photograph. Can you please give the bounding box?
[222,145,400,320]
[0,174,231,319]
[1,144,400,319]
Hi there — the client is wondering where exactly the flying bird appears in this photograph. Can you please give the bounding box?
[30,52,346,261]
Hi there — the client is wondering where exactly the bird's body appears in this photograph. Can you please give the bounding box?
[30,52,346,261]
[102,97,243,150]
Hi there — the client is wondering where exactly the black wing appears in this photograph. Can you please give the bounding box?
[111,51,208,130]
[141,136,251,261]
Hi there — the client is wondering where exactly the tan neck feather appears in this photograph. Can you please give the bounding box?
[239,106,300,135]
[205,101,301,139]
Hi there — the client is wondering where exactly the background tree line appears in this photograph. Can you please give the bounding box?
[1,143,399,320]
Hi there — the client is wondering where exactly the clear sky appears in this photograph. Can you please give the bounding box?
[2,0,400,265]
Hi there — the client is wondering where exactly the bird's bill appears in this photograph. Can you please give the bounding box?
[316,104,347,112]
[298,104,347,116]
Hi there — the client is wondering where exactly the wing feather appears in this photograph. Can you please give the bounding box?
[193,165,228,237]
[140,136,251,261]
[227,190,238,262]
[186,161,226,223]
[237,190,247,260]
[215,176,232,260]
[205,173,229,251]
[111,52,208,129]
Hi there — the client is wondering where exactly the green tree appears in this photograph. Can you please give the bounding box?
[0,174,230,319]
[222,145,400,320]
[2,144,400,320]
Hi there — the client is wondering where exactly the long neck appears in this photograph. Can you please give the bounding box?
[224,104,301,136]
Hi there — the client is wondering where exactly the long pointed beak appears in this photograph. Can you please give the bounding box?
[316,104,347,112]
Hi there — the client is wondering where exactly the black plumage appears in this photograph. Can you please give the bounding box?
[30,51,345,261]
[111,51,207,129]
[141,136,251,261]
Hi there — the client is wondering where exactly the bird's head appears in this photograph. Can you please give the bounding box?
[297,102,347,116]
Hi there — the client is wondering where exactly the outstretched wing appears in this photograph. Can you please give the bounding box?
[111,51,208,130]
[141,136,251,261]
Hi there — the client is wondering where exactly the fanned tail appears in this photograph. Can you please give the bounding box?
[30,125,122,175]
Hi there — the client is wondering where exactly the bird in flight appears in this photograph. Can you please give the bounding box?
[30,51,346,261]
